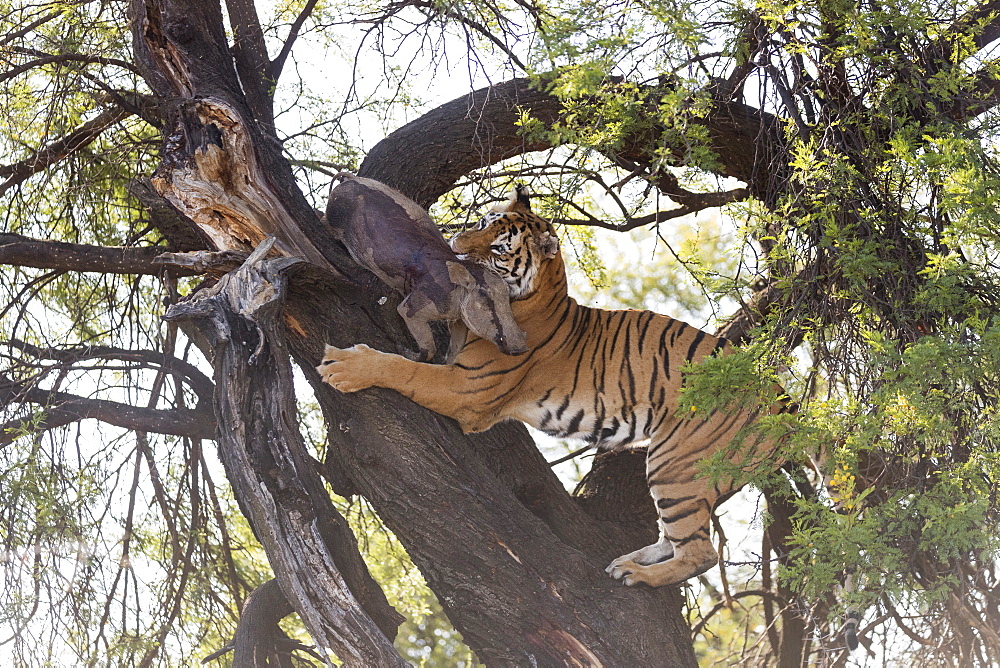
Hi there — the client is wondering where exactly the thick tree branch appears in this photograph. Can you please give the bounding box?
[0,233,197,276]
[154,248,248,274]
[149,97,332,267]
[131,3,699,662]
[358,78,563,207]
[224,0,275,129]
[0,106,131,196]
[359,77,782,208]
[201,578,314,667]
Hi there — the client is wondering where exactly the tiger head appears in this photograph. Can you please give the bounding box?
[450,187,561,300]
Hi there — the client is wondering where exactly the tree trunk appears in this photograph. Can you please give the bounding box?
[129,0,702,664]
[164,242,404,666]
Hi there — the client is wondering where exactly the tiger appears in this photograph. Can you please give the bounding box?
[318,187,790,588]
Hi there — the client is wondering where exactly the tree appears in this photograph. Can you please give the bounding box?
[2,0,1000,665]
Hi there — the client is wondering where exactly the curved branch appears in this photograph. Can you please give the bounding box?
[552,188,749,231]
[0,9,64,49]
[358,77,562,208]
[4,339,215,406]
[0,106,131,196]
[0,374,215,444]
[201,578,302,667]
[1,48,142,83]
[359,77,781,208]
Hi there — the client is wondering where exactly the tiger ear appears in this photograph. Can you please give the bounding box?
[494,184,531,213]
[538,232,559,259]
[512,184,532,211]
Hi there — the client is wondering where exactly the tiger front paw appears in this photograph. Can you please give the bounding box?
[317,344,381,393]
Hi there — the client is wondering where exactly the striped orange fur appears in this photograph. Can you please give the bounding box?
[319,189,788,587]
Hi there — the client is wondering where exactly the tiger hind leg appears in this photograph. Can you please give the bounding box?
[606,538,718,587]
[607,479,720,587]
[605,524,718,587]
[605,537,674,568]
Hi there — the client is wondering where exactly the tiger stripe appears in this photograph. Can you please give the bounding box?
[319,189,785,588]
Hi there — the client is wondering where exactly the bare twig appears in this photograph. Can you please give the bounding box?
[0,9,64,49]
[547,444,595,466]
[1,47,142,82]
[551,188,749,231]
[3,339,215,405]
[690,590,787,637]
[0,374,215,444]
[267,0,320,84]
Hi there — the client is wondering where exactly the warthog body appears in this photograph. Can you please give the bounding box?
[326,175,527,361]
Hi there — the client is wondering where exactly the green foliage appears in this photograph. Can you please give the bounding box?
[525,0,1000,659]
[5,0,1000,663]
[568,212,744,320]
[677,346,785,417]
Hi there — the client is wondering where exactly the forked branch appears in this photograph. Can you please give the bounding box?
[0,374,215,445]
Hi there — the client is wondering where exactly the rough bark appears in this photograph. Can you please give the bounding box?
[129,0,344,270]
[128,0,708,664]
[358,77,785,208]
[232,579,296,668]
[0,233,197,276]
[284,265,696,667]
[128,178,213,252]
[164,241,405,666]
[199,578,304,667]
